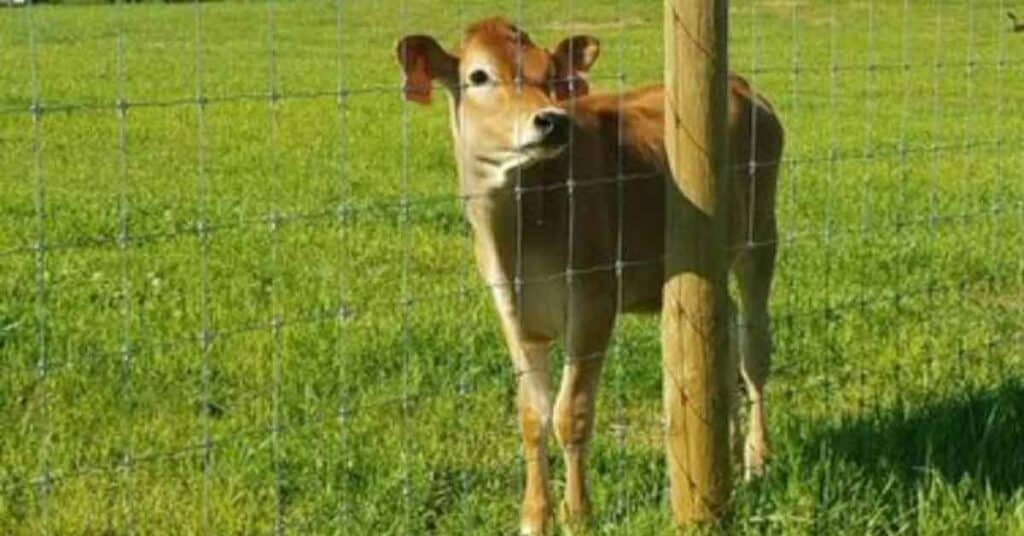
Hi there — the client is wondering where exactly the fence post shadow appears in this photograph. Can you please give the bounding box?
[800,380,1024,495]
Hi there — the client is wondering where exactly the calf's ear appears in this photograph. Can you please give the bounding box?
[395,35,458,105]
[551,35,600,100]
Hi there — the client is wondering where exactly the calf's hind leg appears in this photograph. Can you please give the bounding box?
[734,238,776,480]
[553,355,605,526]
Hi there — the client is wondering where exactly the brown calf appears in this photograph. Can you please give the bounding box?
[396,17,783,534]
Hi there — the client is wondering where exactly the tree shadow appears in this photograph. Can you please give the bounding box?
[802,380,1024,495]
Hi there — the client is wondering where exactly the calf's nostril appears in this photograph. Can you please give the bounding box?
[534,112,569,140]
[534,114,554,134]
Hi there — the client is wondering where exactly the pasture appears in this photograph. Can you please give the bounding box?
[1,0,1023,533]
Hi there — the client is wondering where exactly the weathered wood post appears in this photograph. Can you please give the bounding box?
[662,0,733,526]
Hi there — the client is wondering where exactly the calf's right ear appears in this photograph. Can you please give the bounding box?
[395,35,458,105]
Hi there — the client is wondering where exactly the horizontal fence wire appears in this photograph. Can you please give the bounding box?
[3,164,1022,260]
[4,58,1024,117]
[3,190,1021,381]
[5,269,1019,385]
[3,326,1021,498]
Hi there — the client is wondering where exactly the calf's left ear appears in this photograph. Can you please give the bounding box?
[551,35,600,101]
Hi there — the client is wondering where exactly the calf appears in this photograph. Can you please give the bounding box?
[396,17,783,534]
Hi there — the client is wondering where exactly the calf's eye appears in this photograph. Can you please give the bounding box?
[468,70,490,86]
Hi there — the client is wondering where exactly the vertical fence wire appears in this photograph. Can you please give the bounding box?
[744,0,762,486]
[193,1,211,533]
[785,0,801,425]
[826,0,838,431]
[25,0,51,532]
[746,0,761,248]
[1016,7,1024,316]
[333,0,348,529]
[926,0,942,402]
[561,0,578,522]
[994,0,1007,376]
[512,0,526,526]
[455,0,474,532]
[192,0,214,533]
[1015,11,1024,396]
[612,0,628,524]
[398,0,413,532]
[113,0,135,532]
[961,0,975,397]
[1017,6,1024,354]
[263,1,285,532]
[895,0,911,417]
[564,0,577,370]
[857,0,876,423]
[816,3,839,525]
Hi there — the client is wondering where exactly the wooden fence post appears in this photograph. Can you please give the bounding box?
[662,0,733,526]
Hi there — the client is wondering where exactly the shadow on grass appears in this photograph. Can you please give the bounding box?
[804,380,1024,495]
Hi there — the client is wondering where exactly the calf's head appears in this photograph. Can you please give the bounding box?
[396,18,599,174]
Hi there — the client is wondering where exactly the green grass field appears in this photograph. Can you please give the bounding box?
[2,0,1023,533]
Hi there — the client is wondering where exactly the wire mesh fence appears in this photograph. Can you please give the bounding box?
[1,0,1022,533]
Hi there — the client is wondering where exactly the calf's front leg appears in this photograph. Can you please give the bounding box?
[553,302,613,531]
[508,339,554,536]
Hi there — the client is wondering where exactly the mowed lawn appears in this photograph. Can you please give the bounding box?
[1,0,1023,533]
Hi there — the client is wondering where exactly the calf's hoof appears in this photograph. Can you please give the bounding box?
[520,500,551,536]
[558,498,592,535]
[744,439,771,481]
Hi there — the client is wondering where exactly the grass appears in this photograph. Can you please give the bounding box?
[1,0,1023,533]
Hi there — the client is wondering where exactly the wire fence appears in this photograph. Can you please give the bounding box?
[1,0,1023,533]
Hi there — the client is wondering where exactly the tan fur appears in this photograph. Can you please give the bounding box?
[397,18,784,534]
